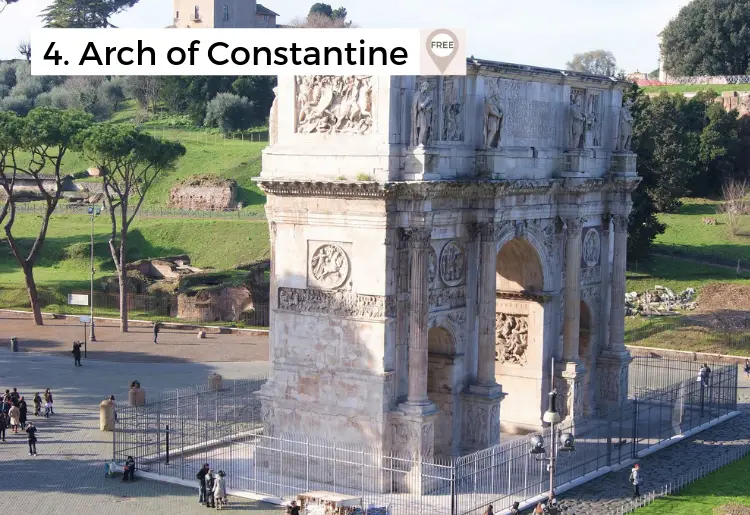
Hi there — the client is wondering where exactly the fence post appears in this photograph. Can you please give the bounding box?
[166,423,170,465]
[631,398,638,459]
[157,410,161,466]
[606,415,613,467]
[450,468,456,515]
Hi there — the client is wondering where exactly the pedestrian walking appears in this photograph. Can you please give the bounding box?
[18,396,27,427]
[196,463,210,504]
[153,322,161,344]
[10,388,19,405]
[33,393,41,416]
[25,422,37,456]
[287,500,301,515]
[43,389,54,416]
[123,455,136,482]
[0,411,6,442]
[0,398,10,417]
[629,463,642,499]
[484,504,495,515]
[72,341,83,366]
[8,404,20,433]
[110,395,118,421]
[2,389,9,402]
[744,359,750,379]
[205,469,216,508]
[509,501,520,515]
[214,470,227,509]
[532,503,544,515]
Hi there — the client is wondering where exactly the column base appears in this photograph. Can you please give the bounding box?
[553,360,586,423]
[460,384,504,453]
[596,349,632,408]
[389,405,438,494]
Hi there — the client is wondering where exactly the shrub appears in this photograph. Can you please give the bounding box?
[204,93,256,135]
[100,78,126,110]
[355,173,372,181]
[65,242,90,260]
[0,95,32,115]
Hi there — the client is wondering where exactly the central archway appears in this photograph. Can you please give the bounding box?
[496,238,544,293]
[427,326,458,457]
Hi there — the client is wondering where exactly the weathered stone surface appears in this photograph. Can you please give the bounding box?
[259,62,638,455]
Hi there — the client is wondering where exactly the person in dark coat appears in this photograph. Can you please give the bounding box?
[196,463,210,504]
[153,322,161,344]
[18,396,27,427]
[0,411,6,442]
[123,455,136,482]
[72,342,83,366]
[33,393,41,416]
[287,500,300,515]
[10,388,20,405]
[26,422,38,456]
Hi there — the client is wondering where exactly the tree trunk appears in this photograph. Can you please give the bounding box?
[23,264,43,326]
[118,230,128,333]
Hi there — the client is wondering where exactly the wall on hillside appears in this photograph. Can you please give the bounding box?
[169,185,236,211]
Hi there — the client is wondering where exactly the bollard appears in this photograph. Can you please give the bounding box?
[99,399,115,431]
[10,337,18,352]
[208,373,223,391]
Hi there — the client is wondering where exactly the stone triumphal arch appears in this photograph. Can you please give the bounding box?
[257,61,639,458]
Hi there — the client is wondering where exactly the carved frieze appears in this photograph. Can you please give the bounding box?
[580,265,601,285]
[441,77,464,141]
[309,243,350,289]
[295,75,373,135]
[429,286,466,312]
[582,228,601,267]
[464,404,488,444]
[587,93,601,147]
[428,246,438,288]
[278,287,394,318]
[439,241,466,287]
[495,313,529,365]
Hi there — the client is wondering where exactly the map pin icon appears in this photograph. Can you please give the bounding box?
[426,29,459,74]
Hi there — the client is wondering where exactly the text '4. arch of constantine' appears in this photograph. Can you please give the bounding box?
[255,59,639,460]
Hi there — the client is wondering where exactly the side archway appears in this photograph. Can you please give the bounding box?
[427,326,459,457]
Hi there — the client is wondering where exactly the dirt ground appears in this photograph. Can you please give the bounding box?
[0,312,269,363]
[691,283,750,330]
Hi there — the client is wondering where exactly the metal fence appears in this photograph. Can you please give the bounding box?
[608,443,750,514]
[113,358,738,515]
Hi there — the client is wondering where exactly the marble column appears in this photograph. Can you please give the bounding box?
[609,215,628,351]
[406,227,432,406]
[477,222,500,386]
[598,214,632,407]
[562,217,584,361]
[462,222,503,452]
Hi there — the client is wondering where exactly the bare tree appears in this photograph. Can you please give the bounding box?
[17,41,30,61]
[717,179,749,236]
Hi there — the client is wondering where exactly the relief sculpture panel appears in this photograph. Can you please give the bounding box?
[441,76,464,141]
[278,287,393,318]
[296,75,373,134]
[308,243,350,289]
[439,241,466,287]
[485,78,558,141]
[495,313,529,365]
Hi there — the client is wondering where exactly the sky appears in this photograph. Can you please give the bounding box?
[1,0,691,72]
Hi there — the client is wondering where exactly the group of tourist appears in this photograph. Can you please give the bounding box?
[196,463,228,509]
[0,387,52,455]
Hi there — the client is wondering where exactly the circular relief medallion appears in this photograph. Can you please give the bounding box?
[582,228,600,267]
[439,241,466,287]
[310,244,350,289]
[428,247,437,287]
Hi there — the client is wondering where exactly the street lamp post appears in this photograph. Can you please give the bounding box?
[529,358,576,513]
[88,206,101,341]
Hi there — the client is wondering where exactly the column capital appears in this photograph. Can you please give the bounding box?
[611,214,628,233]
[401,227,432,249]
[475,221,508,243]
[563,217,586,236]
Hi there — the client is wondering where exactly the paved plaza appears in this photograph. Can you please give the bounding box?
[2,314,750,514]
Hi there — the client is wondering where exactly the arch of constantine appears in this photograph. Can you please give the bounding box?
[256,60,639,459]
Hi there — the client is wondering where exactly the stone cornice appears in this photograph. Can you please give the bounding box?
[257,176,641,200]
[467,58,631,90]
